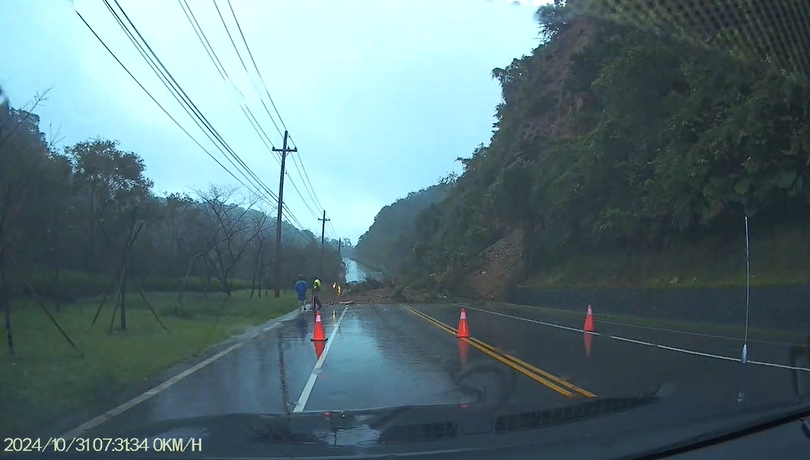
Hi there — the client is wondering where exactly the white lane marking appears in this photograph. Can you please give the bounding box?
[610,336,656,347]
[656,344,740,362]
[612,335,743,362]
[600,320,790,345]
[749,360,810,371]
[475,302,799,347]
[457,304,810,373]
[616,334,810,368]
[459,304,602,335]
[61,320,288,438]
[293,307,348,412]
[62,343,241,438]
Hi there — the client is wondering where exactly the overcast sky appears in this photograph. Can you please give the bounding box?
[1,0,543,242]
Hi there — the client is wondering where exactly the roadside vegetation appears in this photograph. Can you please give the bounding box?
[353,1,810,293]
[354,183,451,276]
[1,291,297,437]
[0,88,340,434]
[527,224,810,289]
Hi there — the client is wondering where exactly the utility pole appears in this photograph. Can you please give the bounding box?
[338,239,342,257]
[272,130,297,298]
[318,210,330,276]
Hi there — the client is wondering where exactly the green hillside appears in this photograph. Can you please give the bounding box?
[355,184,450,275]
[364,1,810,292]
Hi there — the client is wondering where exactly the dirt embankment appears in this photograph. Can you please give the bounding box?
[464,228,527,301]
[460,20,594,301]
[336,22,595,305]
[335,287,445,305]
[330,287,394,305]
[330,282,446,305]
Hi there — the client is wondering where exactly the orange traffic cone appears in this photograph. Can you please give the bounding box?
[583,305,595,333]
[311,311,327,342]
[457,308,470,338]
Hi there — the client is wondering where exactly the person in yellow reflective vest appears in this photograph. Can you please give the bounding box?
[312,278,323,311]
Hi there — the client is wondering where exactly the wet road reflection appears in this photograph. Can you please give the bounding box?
[93,303,574,434]
[80,301,803,438]
[343,258,383,283]
[411,303,802,408]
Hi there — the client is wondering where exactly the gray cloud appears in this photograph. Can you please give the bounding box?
[1,0,542,240]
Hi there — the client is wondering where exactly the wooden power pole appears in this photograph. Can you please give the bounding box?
[272,130,297,298]
[318,210,330,275]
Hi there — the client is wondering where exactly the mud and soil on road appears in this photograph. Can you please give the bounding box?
[326,279,444,305]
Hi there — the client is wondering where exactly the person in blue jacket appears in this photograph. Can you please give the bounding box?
[294,275,308,312]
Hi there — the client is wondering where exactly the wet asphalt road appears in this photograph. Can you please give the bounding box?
[344,258,384,283]
[84,302,808,435]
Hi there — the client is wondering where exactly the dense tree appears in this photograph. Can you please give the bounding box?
[403,1,810,291]
[0,90,342,350]
[354,184,450,275]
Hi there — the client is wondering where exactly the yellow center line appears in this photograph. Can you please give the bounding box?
[404,306,573,397]
[402,305,597,399]
[467,336,597,398]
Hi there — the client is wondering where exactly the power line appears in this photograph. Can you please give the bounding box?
[178,0,282,159]
[225,0,286,135]
[177,0,230,82]
[108,0,279,207]
[73,6,267,207]
[328,220,338,239]
[212,0,282,140]
[101,0,281,211]
[212,0,249,73]
[108,0,316,239]
[289,154,324,215]
[224,0,327,215]
[178,0,280,157]
[282,132,325,213]
[92,0,322,243]
[174,0,319,236]
[207,0,325,228]
[284,170,320,220]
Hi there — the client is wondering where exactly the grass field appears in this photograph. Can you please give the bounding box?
[0,289,298,437]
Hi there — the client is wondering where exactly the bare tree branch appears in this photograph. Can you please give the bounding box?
[0,88,51,150]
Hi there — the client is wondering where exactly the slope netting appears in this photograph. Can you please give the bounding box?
[569,0,810,80]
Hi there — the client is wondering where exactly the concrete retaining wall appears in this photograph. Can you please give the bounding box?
[510,285,810,333]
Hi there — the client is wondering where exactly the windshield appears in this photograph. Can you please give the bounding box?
[2,0,810,458]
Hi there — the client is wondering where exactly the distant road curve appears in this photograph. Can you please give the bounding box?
[345,258,384,282]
